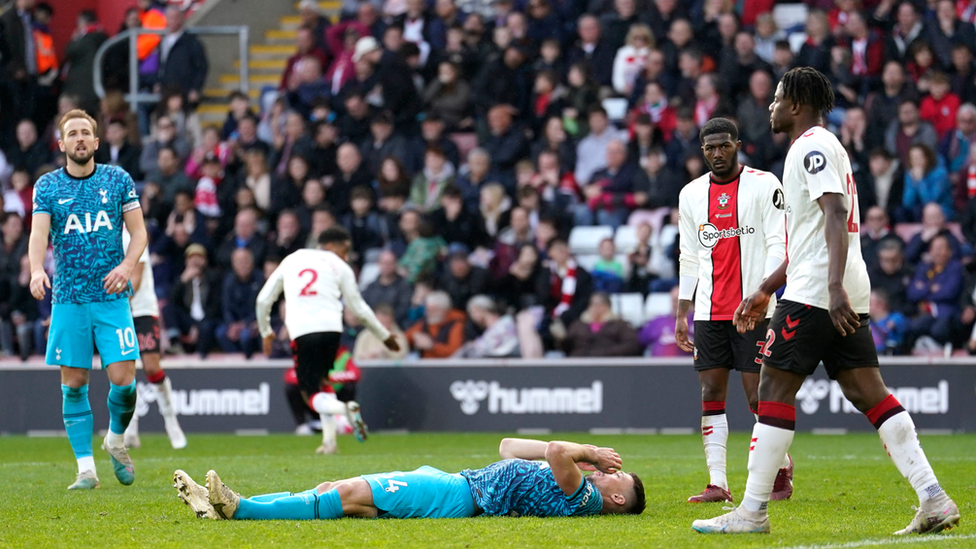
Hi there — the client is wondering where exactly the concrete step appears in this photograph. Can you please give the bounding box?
[294,0,342,11]
[266,29,297,45]
[219,73,280,87]
[203,87,261,100]
[280,15,303,30]
[234,59,288,74]
[249,44,294,60]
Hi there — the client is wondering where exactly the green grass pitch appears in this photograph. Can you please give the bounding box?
[1,432,972,548]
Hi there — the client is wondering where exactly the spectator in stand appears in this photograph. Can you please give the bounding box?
[341,186,386,264]
[0,212,27,282]
[267,209,306,260]
[494,242,548,310]
[626,223,656,295]
[866,147,904,217]
[163,244,220,356]
[592,238,625,293]
[564,63,600,138]
[269,155,308,220]
[411,146,456,211]
[270,112,312,177]
[430,184,488,252]
[842,10,883,90]
[8,120,51,177]
[928,0,976,71]
[94,118,142,179]
[440,251,489,310]
[904,202,966,266]
[397,210,445,282]
[363,250,414,328]
[737,70,775,150]
[861,206,905,271]
[638,286,692,356]
[867,62,918,150]
[797,10,834,74]
[576,139,649,228]
[284,58,330,120]
[885,100,939,166]
[492,205,533,276]
[769,40,794,83]
[410,113,460,174]
[332,142,373,216]
[903,144,952,221]
[155,5,208,104]
[612,23,653,97]
[362,111,411,176]
[0,255,43,359]
[216,248,264,358]
[145,146,194,210]
[405,290,466,358]
[62,10,108,115]
[566,14,615,88]
[545,237,593,334]
[659,18,693,79]
[352,303,409,361]
[243,149,272,213]
[870,289,910,356]
[665,108,699,170]
[920,72,962,140]
[153,86,203,149]
[217,207,268,270]
[423,62,473,130]
[949,44,976,106]
[942,104,976,197]
[720,31,773,101]
[353,36,422,131]
[140,115,192,175]
[575,106,626,185]
[692,73,732,128]
[562,292,642,357]
[906,235,964,347]
[627,113,664,166]
[281,26,330,91]
[3,169,33,223]
[456,148,507,211]
[961,147,976,241]
[483,104,529,178]
[455,295,520,358]
[222,91,256,141]
[884,1,927,65]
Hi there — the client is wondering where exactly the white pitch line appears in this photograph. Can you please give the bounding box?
[781,533,976,549]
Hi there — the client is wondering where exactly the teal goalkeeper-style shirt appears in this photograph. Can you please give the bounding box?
[32,164,140,304]
[460,459,604,517]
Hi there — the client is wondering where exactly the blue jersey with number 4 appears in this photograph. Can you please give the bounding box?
[460,459,604,517]
[32,164,140,304]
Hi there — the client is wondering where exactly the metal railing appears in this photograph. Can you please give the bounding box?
[93,25,250,113]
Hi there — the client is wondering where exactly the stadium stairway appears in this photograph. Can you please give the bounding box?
[196,0,342,126]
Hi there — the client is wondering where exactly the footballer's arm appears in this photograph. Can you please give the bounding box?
[545,441,621,496]
[255,262,286,356]
[675,188,698,351]
[104,208,148,295]
[499,438,549,460]
[28,213,52,299]
[818,192,860,336]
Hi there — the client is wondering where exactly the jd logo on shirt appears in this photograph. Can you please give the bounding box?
[804,151,827,174]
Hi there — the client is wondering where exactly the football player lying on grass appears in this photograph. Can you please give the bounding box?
[174,438,645,520]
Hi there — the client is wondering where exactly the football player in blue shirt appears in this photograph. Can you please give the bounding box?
[174,438,645,520]
[29,109,148,490]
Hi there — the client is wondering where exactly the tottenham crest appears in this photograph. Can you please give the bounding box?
[717,192,731,210]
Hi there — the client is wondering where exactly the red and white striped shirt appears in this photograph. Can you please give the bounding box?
[678,166,787,321]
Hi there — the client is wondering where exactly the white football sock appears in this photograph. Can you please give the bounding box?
[310,392,347,416]
[77,456,96,474]
[741,423,794,513]
[877,411,942,502]
[155,377,176,418]
[702,413,729,490]
[320,414,337,448]
[106,431,124,448]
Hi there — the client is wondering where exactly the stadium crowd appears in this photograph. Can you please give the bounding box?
[2,0,976,361]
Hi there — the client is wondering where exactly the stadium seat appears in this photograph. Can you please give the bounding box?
[612,293,646,327]
[614,225,639,254]
[575,253,600,273]
[358,262,381,290]
[569,226,614,255]
[773,3,809,35]
[616,253,632,280]
[644,292,673,321]
[602,98,629,122]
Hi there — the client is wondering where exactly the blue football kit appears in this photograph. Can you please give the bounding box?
[33,164,142,368]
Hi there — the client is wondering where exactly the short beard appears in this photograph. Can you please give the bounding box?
[66,149,95,165]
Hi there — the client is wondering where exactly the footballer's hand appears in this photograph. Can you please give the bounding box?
[675,316,694,352]
[29,270,51,300]
[383,336,401,352]
[733,291,771,333]
[263,335,275,357]
[591,447,622,474]
[103,264,132,294]
[576,462,597,471]
[828,285,859,336]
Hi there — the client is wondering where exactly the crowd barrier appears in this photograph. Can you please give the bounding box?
[1,357,973,434]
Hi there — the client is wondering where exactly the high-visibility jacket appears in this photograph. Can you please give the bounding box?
[33,27,58,74]
[137,5,167,61]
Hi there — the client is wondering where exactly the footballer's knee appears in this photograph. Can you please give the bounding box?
[314,481,334,494]
[836,368,889,413]
[698,370,729,403]
[141,353,162,377]
[60,366,90,388]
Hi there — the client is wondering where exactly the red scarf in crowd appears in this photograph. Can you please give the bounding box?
[551,260,577,318]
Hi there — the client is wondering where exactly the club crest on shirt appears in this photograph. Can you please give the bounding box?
[717,192,731,210]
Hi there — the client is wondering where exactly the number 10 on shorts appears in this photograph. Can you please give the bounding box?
[116,327,136,350]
